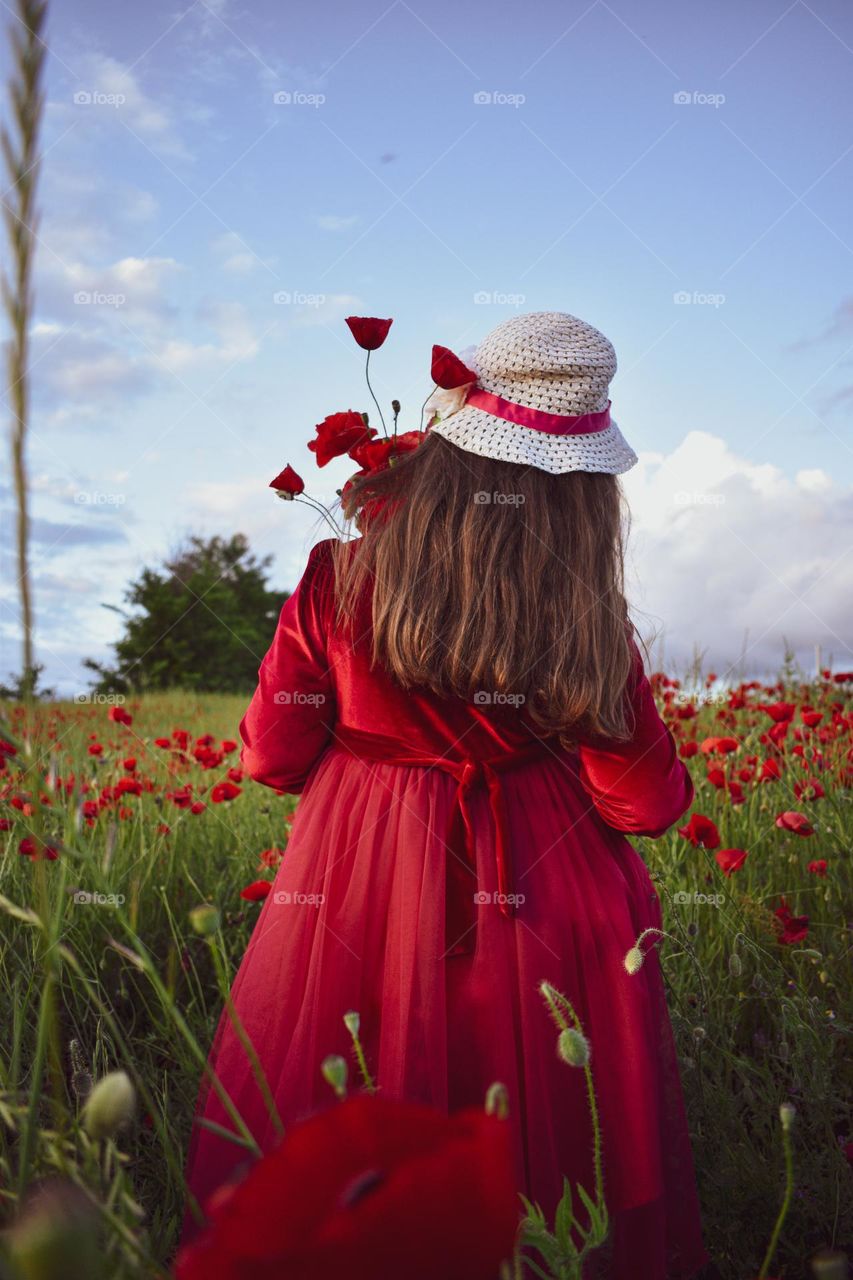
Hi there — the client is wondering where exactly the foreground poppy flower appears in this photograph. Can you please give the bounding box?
[309,412,376,467]
[240,880,272,902]
[807,859,828,877]
[175,1094,518,1280]
[775,811,815,836]
[774,897,809,945]
[210,782,241,804]
[345,316,393,351]
[431,344,478,390]
[269,465,305,498]
[677,813,721,850]
[715,848,748,876]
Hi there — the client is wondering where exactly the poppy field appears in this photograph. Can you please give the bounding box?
[0,668,851,1279]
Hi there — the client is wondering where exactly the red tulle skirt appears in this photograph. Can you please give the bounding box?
[182,746,710,1279]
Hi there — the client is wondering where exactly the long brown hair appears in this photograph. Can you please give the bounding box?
[329,431,640,748]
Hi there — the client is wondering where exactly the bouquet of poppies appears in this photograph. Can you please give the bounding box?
[268,315,478,531]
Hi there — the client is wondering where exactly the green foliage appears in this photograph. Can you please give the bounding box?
[83,534,286,696]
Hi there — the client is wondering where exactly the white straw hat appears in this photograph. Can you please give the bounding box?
[427,311,637,476]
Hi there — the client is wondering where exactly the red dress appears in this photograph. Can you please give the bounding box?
[183,538,710,1279]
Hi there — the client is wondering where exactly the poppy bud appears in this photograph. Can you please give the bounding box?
[343,1010,360,1037]
[557,1028,591,1068]
[624,945,644,975]
[779,1101,796,1130]
[692,1026,706,1042]
[83,1070,135,1140]
[391,400,401,414]
[189,903,220,936]
[485,1082,509,1119]
[321,1054,348,1099]
[728,953,743,978]
[811,1249,848,1279]
[7,1180,103,1280]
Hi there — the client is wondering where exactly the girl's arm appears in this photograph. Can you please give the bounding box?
[575,640,694,837]
[238,539,337,794]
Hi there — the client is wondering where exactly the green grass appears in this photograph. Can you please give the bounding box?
[0,680,850,1278]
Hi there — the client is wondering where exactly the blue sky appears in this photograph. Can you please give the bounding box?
[1,0,852,694]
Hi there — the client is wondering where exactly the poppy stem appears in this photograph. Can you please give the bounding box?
[419,382,438,433]
[364,350,388,438]
[293,495,347,539]
[756,1119,795,1279]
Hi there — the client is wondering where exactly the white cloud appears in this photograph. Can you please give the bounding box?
[65,53,192,161]
[210,231,265,274]
[623,431,853,677]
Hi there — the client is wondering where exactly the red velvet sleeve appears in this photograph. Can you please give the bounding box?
[576,640,694,838]
[239,539,337,794]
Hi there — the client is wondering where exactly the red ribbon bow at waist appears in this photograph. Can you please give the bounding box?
[332,723,555,956]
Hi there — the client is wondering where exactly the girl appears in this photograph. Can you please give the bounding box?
[183,311,711,1279]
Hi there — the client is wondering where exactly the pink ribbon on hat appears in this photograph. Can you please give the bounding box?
[464,388,611,436]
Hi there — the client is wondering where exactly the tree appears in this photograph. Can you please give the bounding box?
[84,534,287,694]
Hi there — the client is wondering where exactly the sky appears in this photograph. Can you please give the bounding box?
[1,0,852,696]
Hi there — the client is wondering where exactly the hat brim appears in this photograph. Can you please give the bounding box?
[428,404,637,476]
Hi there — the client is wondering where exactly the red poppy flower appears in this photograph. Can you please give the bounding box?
[348,437,396,472]
[174,1094,518,1280]
[677,813,721,849]
[345,316,393,350]
[807,859,828,877]
[431,344,478,390]
[309,412,376,468]
[269,465,305,498]
[801,710,823,728]
[715,848,748,876]
[774,897,809,945]
[775,811,814,836]
[240,880,272,902]
[18,837,59,861]
[760,758,783,781]
[763,701,796,723]
[391,430,426,454]
[108,706,132,726]
[679,741,699,758]
[154,737,171,749]
[211,782,241,804]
